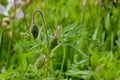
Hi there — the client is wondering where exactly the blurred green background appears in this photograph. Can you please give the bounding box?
[0,0,120,80]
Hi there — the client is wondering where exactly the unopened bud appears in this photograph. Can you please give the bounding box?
[50,26,60,49]
[34,55,46,69]
[30,24,39,39]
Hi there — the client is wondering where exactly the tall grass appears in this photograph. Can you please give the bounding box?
[0,0,120,79]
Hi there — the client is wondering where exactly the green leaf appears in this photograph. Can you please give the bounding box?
[59,23,77,37]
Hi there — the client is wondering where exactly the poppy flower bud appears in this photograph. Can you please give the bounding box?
[50,26,60,49]
[50,38,58,49]
[30,24,39,39]
[34,55,46,69]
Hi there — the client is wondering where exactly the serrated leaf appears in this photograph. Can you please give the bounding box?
[59,23,77,37]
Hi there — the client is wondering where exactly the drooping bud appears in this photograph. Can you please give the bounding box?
[30,24,39,39]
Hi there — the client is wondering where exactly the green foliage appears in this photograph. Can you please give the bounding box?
[0,0,120,80]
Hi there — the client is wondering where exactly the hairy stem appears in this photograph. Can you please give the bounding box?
[32,10,49,49]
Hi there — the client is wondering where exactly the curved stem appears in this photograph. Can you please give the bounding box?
[32,10,49,48]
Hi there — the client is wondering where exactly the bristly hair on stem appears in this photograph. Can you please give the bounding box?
[32,10,50,48]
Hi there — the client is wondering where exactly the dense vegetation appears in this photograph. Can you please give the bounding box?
[0,0,120,80]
